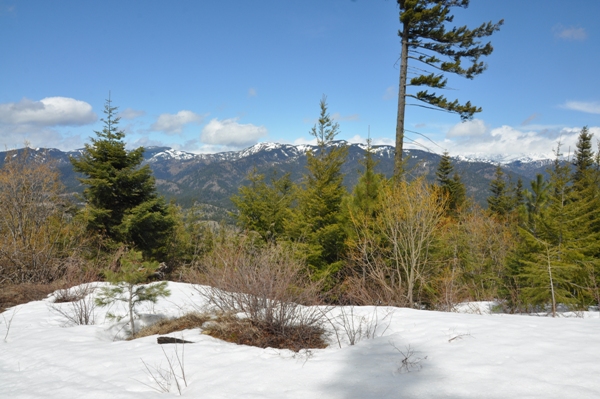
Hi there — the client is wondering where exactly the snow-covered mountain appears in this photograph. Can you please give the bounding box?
[456,152,560,165]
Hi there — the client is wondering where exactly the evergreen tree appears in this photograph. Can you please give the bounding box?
[346,138,384,221]
[572,126,594,187]
[523,173,549,234]
[289,96,348,282]
[436,151,466,215]
[514,178,525,208]
[487,165,512,217]
[569,131,600,305]
[96,249,170,337]
[71,97,175,260]
[518,153,579,313]
[394,0,503,176]
[231,168,294,243]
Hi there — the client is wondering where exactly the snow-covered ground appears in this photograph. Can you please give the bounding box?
[1,282,599,398]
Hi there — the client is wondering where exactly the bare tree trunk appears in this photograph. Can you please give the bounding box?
[394,21,410,179]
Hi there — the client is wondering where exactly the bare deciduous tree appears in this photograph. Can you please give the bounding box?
[0,146,85,284]
[348,178,445,307]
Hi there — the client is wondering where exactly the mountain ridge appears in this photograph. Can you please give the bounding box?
[0,142,561,221]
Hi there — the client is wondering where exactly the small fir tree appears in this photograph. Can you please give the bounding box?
[436,152,466,215]
[288,96,348,283]
[231,168,294,243]
[523,173,549,234]
[572,126,594,187]
[96,249,170,337]
[346,138,384,220]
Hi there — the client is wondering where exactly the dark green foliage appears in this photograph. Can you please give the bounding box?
[289,96,348,282]
[394,0,503,175]
[514,178,525,208]
[572,126,594,187]
[71,98,175,260]
[346,138,385,221]
[523,174,549,233]
[231,168,294,243]
[487,165,512,217]
[515,143,600,313]
[436,152,466,215]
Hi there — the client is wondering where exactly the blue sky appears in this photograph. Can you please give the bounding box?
[1,0,599,158]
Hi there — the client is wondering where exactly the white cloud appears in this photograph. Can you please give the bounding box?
[150,110,205,135]
[446,119,487,138]
[562,101,600,115]
[0,97,96,126]
[200,118,268,146]
[118,108,146,120]
[553,25,587,41]
[0,123,85,151]
[412,122,597,159]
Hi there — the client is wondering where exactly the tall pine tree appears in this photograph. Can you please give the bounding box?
[394,0,502,176]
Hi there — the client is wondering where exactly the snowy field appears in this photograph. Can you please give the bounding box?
[1,282,599,398]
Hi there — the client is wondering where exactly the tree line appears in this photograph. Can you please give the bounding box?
[1,96,597,316]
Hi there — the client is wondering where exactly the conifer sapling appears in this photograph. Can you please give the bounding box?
[96,250,170,337]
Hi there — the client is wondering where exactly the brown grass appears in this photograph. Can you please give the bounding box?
[134,313,210,339]
[201,314,328,352]
[132,311,328,351]
[0,283,58,313]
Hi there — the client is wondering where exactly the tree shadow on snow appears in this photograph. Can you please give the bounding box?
[318,332,450,399]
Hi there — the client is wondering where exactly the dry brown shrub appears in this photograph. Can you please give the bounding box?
[188,234,329,350]
[134,313,210,339]
[340,274,408,307]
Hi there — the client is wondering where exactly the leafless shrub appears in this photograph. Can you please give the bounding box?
[136,344,187,395]
[390,342,426,373]
[341,274,408,307]
[325,306,394,348]
[0,146,93,285]
[49,284,97,326]
[345,179,445,308]
[191,236,328,350]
